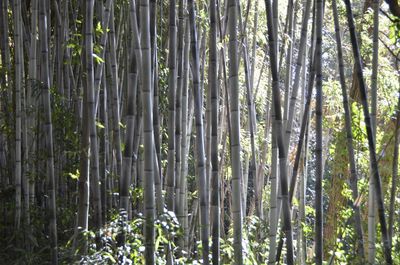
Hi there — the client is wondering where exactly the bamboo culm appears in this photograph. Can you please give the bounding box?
[343,0,393,263]
[188,1,210,263]
[331,0,365,258]
[139,0,156,263]
[264,0,295,263]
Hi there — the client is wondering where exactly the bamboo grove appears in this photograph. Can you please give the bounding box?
[0,0,400,264]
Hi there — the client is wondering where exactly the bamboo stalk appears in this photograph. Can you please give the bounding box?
[343,0,393,262]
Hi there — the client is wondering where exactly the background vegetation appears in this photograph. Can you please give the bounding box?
[0,0,400,264]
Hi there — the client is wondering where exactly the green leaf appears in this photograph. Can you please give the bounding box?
[67,169,80,180]
[66,42,76,49]
[93,53,104,64]
[96,120,105,129]
[103,252,116,263]
[95,21,104,34]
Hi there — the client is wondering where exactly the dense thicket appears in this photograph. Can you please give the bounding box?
[0,0,399,264]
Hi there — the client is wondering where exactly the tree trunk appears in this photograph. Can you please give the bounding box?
[265,0,295,263]
[178,21,191,252]
[343,0,393,263]
[368,0,379,261]
[331,0,365,258]
[108,6,122,179]
[13,0,23,233]
[175,0,185,214]
[139,0,156,263]
[227,0,244,263]
[388,63,400,246]
[87,0,102,229]
[209,0,220,263]
[315,0,324,261]
[39,0,58,262]
[188,1,210,263]
[166,0,177,211]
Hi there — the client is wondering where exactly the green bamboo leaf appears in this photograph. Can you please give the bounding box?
[93,53,104,64]
[96,120,105,129]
